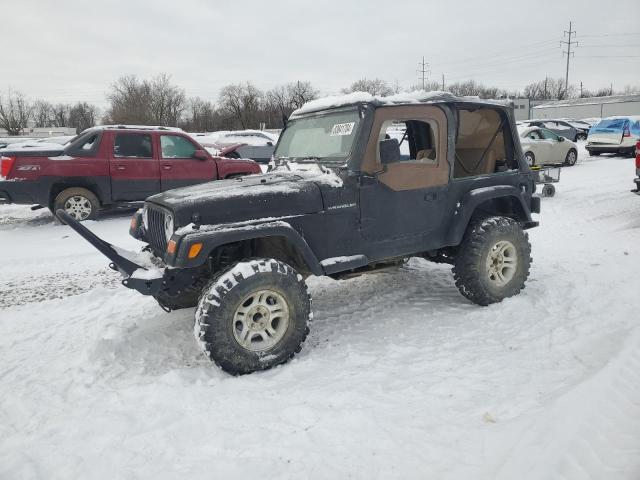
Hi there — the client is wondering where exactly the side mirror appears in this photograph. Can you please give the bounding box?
[193,149,208,160]
[379,138,401,165]
[558,136,565,142]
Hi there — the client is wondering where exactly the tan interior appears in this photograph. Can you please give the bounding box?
[453,109,506,178]
[362,106,449,191]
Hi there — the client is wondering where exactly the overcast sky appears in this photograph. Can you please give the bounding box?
[3,0,639,107]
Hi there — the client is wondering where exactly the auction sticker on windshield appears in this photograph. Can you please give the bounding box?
[330,122,355,136]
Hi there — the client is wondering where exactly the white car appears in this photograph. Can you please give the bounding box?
[518,126,578,167]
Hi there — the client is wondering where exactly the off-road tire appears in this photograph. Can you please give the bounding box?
[564,148,578,166]
[194,258,311,375]
[524,151,535,167]
[453,216,531,306]
[53,187,100,222]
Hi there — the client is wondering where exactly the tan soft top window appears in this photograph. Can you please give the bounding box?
[454,108,509,178]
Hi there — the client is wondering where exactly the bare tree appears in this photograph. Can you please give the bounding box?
[51,104,70,127]
[265,81,318,127]
[218,82,263,129]
[180,97,220,132]
[343,78,393,96]
[33,100,54,128]
[148,74,186,126]
[523,78,574,100]
[68,102,98,133]
[0,90,33,135]
[288,81,318,109]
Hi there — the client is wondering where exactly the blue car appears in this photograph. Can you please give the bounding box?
[586,116,640,157]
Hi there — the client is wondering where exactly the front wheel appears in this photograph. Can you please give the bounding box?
[564,148,578,166]
[194,258,311,375]
[453,216,531,306]
[53,187,100,222]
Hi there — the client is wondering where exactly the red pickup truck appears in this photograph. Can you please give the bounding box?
[0,125,261,221]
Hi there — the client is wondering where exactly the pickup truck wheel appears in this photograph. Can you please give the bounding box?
[54,187,99,222]
[194,258,311,375]
[453,216,531,306]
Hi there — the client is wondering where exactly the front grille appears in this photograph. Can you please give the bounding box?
[146,206,168,255]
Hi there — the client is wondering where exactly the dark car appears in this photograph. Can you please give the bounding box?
[62,93,540,375]
[0,125,261,220]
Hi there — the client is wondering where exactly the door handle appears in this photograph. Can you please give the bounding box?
[115,165,126,171]
[162,165,172,170]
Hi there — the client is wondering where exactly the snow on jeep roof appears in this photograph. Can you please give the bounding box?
[292,90,510,116]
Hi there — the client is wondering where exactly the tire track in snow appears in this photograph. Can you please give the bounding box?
[0,268,121,308]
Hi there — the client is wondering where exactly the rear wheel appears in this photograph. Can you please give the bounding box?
[453,216,531,306]
[194,258,311,375]
[564,148,578,166]
[53,187,100,222]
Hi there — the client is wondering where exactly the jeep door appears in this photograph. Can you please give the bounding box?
[157,134,217,191]
[359,106,450,251]
[110,132,161,201]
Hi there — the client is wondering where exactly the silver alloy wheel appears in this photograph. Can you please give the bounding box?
[525,153,534,167]
[64,195,93,220]
[566,150,577,165]
[232,289,290,352]
[485,240,518,287]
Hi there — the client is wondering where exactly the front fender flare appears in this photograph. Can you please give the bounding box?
[169,220,323,275]
[446,185,534,245]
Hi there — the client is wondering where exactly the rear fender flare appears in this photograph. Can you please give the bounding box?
[447,186,533,244]
[171,221,323,275]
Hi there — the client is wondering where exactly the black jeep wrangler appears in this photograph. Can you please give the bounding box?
[61,92,540,375]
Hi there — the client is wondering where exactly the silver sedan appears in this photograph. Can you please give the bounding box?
[519,126,578,167]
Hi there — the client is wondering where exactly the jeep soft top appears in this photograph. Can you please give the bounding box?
[61,91,540,375]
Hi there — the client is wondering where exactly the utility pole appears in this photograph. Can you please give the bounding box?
[417,57,430,90]
[442,74,445,91]
[561,21,578,96]
[580,81,583,97]
[544,76,548,99]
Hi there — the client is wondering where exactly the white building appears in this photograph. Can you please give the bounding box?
[531,94,640,120]
[0,126,77,138]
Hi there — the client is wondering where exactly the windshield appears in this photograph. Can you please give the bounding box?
[275,110,361,163]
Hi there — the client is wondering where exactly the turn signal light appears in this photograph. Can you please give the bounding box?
[188,243,203,259]
[167,240,177,255]
[130,215,138,231]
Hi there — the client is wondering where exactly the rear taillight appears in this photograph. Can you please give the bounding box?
[623,125,631,137]
[0,156,16,178]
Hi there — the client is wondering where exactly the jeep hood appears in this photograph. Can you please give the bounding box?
[147,170,340,226]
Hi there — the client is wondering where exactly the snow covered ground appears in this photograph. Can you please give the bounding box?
[1,145,639,479]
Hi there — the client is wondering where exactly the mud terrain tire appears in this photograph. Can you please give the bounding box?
[194,258,311,375]
[453,216,531,306]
